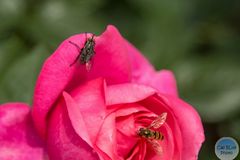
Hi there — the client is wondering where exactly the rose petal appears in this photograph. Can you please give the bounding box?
[150,70,178,97]
[116,114,138,157]
[67,78,106,144]
[95,112,118,160]
[0,103,47,160]
[126,140,146,160]
[162,95,205,159]
[47,98,100,160]
[106,83,156,106]
[132,69,178,97]
[125,39,178,97]
[63,91,118,159]
[144,95,204,159]
[62,92,92,146]
[89,25,131,84]
[65,78,120,159]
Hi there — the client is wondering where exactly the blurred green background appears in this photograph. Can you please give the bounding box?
[0,0,239,159]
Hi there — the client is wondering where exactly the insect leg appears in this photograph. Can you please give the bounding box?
[148,139,163,156]
[68,41,82,67]
[69,41,81,51]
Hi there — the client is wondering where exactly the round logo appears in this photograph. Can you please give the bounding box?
[215,137,239,160]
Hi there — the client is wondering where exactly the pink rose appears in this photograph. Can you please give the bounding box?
[0,25,204,160]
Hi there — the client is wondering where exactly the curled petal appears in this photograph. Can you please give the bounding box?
[132,68,178,97]
[66,78,107,145]
[106,83,156,106]
[89,25,132,84]
[47,98,100,160]
[95,112,118,160]
[32,25,133,138]
[143,95,204,159]
[163,96,205,159]
[32,33,88,138]
[64,78,120,159]
[124,39,155,84]
[150,70,178,97]
[116,113,138,158]
[0,103,47,160]
[63,92,92,146]
[52,79,119,159]
[125,39,178,97]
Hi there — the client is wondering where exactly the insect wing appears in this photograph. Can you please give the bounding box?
[148,139,163,156]
[148,112,167,129]
[85,61,92,72]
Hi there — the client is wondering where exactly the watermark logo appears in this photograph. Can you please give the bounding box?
[215,137,239,160]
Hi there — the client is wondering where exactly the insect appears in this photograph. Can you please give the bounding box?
[137,112,167,155]
[68,34,96,71]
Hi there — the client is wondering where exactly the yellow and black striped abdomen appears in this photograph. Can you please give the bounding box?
[154,131,164,140]
[138,128,164,140]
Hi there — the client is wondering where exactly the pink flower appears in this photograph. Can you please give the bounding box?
[0,25,204,160]
[46,78,204,160]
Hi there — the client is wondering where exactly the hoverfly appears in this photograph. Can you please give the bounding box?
[68,34,95,71]
[137,112,167,155]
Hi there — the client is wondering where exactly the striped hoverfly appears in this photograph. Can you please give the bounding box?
[137,112,167,155]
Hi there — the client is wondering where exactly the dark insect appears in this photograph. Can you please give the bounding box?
[69,34,95,71]
[137,112,167,156]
